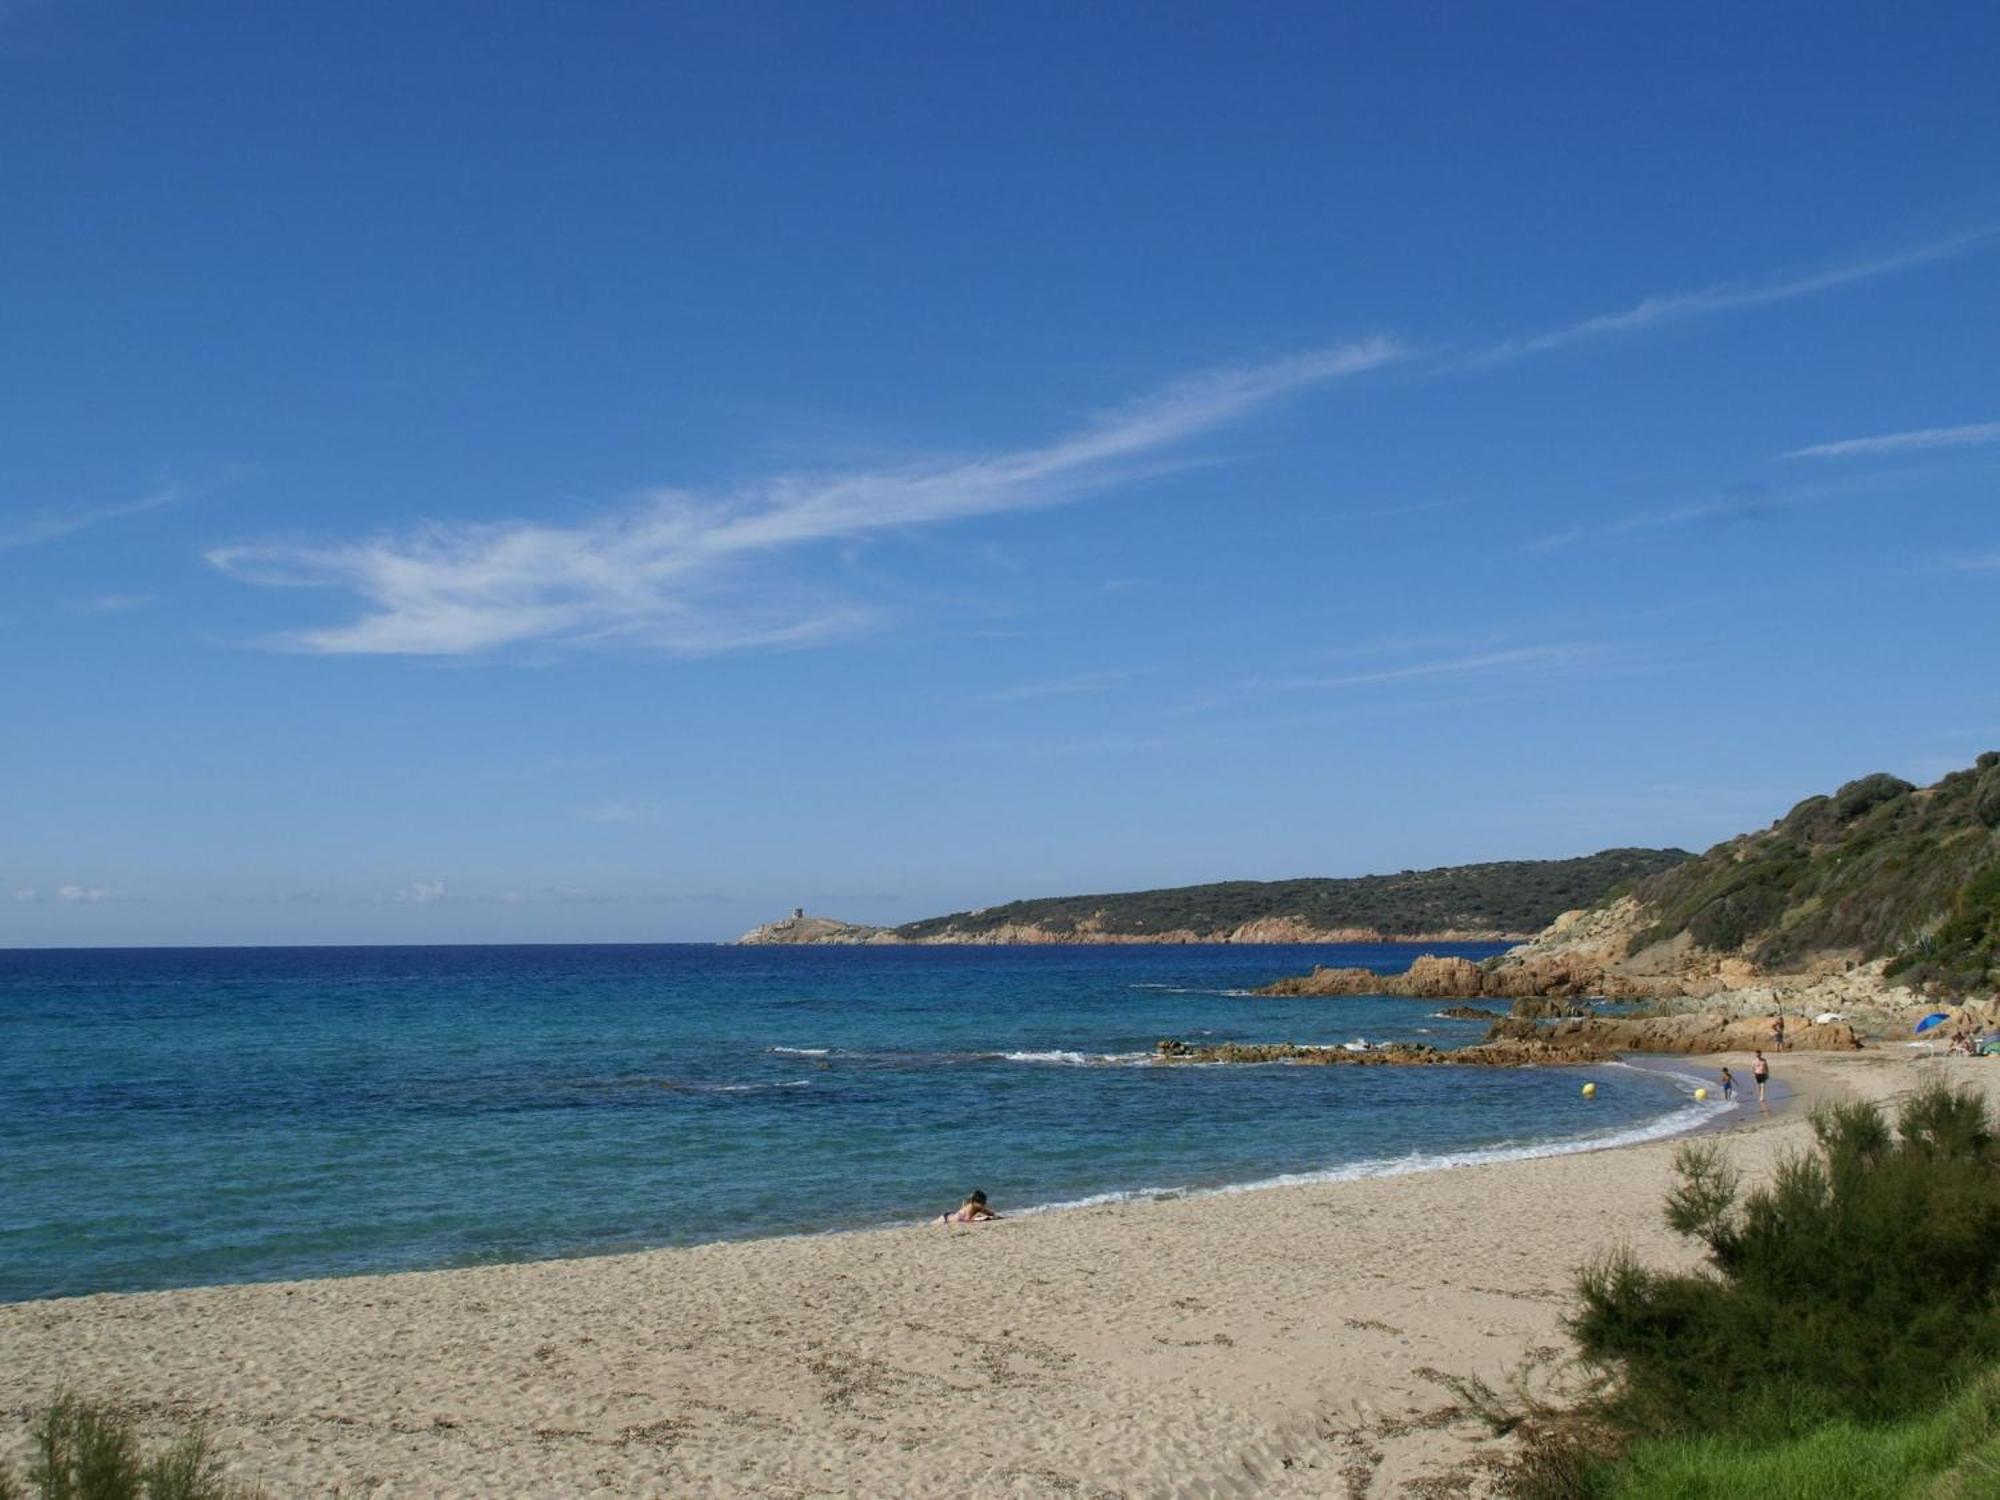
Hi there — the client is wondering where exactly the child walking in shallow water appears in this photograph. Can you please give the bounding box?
[1720,1066,1735,1103]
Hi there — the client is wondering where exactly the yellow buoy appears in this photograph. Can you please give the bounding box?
[1694,1087,1709,1101]
[1581,1082,1597,1098]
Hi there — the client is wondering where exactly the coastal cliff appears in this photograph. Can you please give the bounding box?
[1256,754,2000,1016]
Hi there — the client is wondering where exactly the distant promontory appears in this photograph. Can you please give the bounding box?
[734,848,1692,946]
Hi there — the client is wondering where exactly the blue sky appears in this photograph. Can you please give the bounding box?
[4,2,1997,946]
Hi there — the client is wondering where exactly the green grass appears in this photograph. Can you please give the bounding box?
[1600,1372,2000,1499]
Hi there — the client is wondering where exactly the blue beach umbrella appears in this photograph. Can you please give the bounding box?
[1914,1012,1951,1034]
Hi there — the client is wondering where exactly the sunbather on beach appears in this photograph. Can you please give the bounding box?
[937,1190,999,1224]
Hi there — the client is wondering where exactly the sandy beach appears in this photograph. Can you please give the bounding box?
[1,1048,1970,1499]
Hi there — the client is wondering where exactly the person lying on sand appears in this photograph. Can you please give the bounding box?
[936,1190,999,1224]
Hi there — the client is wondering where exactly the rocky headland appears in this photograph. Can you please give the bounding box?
[1252,908,1963,1037]
[737,913,903,945]
[1252,755,2000,1034]
[737,913,1521,946]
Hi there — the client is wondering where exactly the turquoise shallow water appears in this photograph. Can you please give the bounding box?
[0,942,1720,1301]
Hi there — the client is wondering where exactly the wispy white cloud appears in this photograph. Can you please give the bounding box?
[1473,228,1998,365]
[971,669,1134,704]
[1254,643,1601,691]
[201,228,1997,664]
[1952,554,2000,572]
[10,884,118,903]
[494,885,606,903]
[207,340,1405,656]
[65,592,156,615]
[0,485,183,551]
[1781,421,2000,461]
[1502,783,1786,845]
[1313,631,1497,664]
[1523,487,1792,553]
[575,801,674,825]
[392,880,446,905]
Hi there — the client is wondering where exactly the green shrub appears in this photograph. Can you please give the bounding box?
[1,1399,248,1500]
[1832,772,1915,823]
[1571,1084,2000,1444]
[1895,862,2000,994]
[1975,768,2000,830]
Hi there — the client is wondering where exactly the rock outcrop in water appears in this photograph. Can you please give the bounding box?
[1153,1010,1863,1067]
[1151,1037,1608,1067]
[1483,1014,1864,1054]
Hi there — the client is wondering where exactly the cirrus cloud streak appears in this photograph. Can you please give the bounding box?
[207,339,1403,656]
[1782,421,2000,460]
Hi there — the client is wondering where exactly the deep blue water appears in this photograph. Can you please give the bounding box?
[0,942,1717,1302]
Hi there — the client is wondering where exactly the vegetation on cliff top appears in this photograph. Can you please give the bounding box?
[1622,753,2000,991]
[892,849,1691,941]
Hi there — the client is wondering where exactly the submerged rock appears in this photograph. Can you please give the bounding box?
[1154,1009,1863,1066]
[1151,1037,1606,1067]
[1507,996,1592,1020]
[1482,1014,1864,1054]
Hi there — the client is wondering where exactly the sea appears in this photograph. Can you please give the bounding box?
[0,941,1726,1303]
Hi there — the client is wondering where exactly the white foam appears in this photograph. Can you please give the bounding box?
[1213,1095,1729,1195]
[768,1046,831,1056]
[1012,1184,1192,1216]
[1005,1082,1730,1218]
[998,1049,1154,1066]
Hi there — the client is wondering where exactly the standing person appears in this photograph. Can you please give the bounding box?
[1720,1066,1735,1103]
[1772,1013,1786,1050]
[1752,1050,1771,1105]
